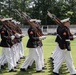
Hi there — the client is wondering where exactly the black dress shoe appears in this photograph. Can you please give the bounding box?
[20,68,26,72]
[1,65,6,69]
[72,74,76,75]
[42,67,47,70]
[50,57,54,61]
[4,63,7,66]
[16,62,18,64]
[20,56,25,59]
[53,72,60,75]
[14,66,19,69]
[27,66,31,69]
[9,69,17,72]
[36,70,45,73]
[36,70,42,73]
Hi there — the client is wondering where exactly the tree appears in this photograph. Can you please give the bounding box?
[0,0,76,25]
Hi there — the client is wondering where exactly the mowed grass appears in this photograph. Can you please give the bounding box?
[0,35,76,75]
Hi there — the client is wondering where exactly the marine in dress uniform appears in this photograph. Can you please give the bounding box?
[16,22,25,59]
[11,20,25,67]
[0,18,17,72]
[53,18,76,75]
[20,27,42,72]
[27,19,46,70]
[20,19,46,72]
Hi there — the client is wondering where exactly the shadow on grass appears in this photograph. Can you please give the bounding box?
[0,58,45,75]
[47,58,55,75]
[59,63,69,75]
[15,62,36,75]
[0,57,70,75]
[0,70,3,75]
[47,58,69,75]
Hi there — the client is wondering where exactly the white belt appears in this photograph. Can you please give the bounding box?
[66,39,70,41]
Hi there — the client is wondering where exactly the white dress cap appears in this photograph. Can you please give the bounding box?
[16,21,20,24]
[12,20,17,24]
[36,20,41,23]
[30,19,37,22]
[1,18,12,21]
[61,18,70,23]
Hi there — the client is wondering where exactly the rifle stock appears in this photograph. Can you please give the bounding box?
[47,11,63,26]
[14,9,43,36]
[47,11,73,36]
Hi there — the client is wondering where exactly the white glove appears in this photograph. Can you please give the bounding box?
[39,36,46,40]
[21,34,26,37]
[11,35,15,40]
[73,35,76,39]
[66,39,70,41]
[15,33,21,38]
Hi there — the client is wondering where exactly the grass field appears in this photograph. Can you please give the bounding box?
[0,35,76,75]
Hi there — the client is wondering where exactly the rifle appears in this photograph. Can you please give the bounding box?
[2,21,14,35]
[0,17,17,35]
[13,9,43,37]
[47,11,73,36]
[6,20,23,35]
[47,11,63,26]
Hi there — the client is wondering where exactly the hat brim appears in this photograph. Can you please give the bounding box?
[61,18,70,23]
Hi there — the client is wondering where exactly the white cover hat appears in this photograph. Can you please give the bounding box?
[36,20,41,23]
[1,18,12,21]
[12,20,15,22]
[16,21,20,24]
[30,19,37,22]
[61,18,70,23]
[12,20,17,24]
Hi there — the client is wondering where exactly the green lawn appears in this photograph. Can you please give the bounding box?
[0,35,76,75]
